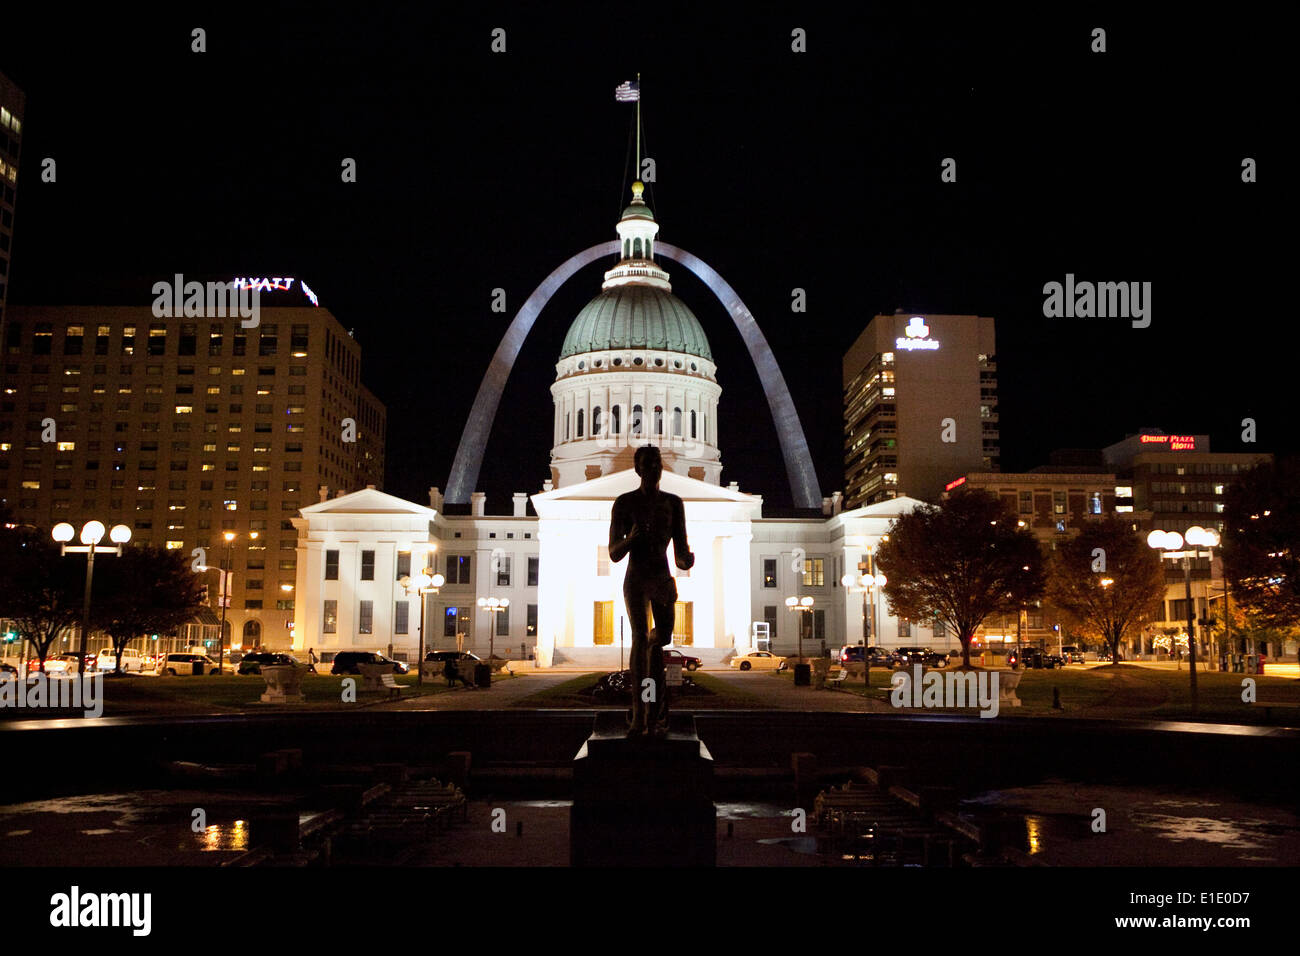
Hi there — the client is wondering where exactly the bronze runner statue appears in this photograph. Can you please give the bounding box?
[609,446,695,736]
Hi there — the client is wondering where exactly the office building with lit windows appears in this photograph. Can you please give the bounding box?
[843,312,998,509]
[0,288,386,650]
[0,71,24,347]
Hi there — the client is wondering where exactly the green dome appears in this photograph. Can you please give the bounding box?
[561,286,712,361]
[621,202,656,220]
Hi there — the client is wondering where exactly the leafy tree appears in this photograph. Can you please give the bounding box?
[1046,516,1166,664]
[1222,458,1300,630]
[875,490,1045,668]
[91,545,205,673]
[0,526,86,672]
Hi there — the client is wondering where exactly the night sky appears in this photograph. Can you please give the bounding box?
[1,6,1285,513]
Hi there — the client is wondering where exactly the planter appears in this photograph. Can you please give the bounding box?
[996,668,1023,707]
[259,663,306,704]
[357,662,396,694]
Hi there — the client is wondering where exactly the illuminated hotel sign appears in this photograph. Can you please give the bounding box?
[895,316,939,351]
[945,476,967,491]
[233,276,319,306]
[1139,434,1197,450]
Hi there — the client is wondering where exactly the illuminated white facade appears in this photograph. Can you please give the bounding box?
[289,183,943,665]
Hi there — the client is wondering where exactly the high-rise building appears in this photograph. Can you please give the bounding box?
[0,288,386,650]
[843,312,998,508]
[0,72,24,348]
[1102,430,1271,651]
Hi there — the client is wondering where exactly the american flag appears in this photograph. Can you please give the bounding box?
[614,80,640,102]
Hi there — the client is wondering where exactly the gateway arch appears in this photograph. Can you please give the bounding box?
[445,240,823,510]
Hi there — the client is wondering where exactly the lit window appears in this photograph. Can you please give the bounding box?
[175,405,193,414]
[57,441,75,451]
[166,540,184,550]
[224,500,237,511]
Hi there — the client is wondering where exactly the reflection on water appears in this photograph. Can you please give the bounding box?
[196,819,249,852]
[960,780,1300,865]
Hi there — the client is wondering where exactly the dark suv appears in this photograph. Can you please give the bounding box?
[840,645,891,666]
[330,651,409,675]
[425,650,482,665]
[237,652,298,675]
[892,646,950,667]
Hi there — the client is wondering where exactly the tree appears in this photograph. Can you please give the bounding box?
[91,545,205,673]
[1222,458,1300,630]
[875,490,1045,668]
[0,526,86,672]
[1046,516,1166,664]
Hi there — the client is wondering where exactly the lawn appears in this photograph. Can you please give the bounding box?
[805,662,1300,722]
[0,672,456,718]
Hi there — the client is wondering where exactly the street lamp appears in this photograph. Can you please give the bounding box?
[1148,526,1219,713]
[784,595,814,676]
[841,568,887,685]
[211,530,257,673]
[477,596,510,670]
[401,568,445,686]
[51,520,132,675]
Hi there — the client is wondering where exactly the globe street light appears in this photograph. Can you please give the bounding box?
[841,569,887,686]
[785,595,814,683]
[51,520,132,675]
[401,568,445,686]
[477,595,510,674]
[1148,526,1218,713]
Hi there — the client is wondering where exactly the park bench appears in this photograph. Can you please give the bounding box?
[825,667,849,690]
[378,672,402,698]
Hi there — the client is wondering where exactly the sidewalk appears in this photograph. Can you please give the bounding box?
[388,671,579,710]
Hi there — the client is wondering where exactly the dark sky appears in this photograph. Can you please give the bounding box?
[1,5,1286,513]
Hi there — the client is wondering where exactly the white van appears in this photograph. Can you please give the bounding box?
[97,647,146,673]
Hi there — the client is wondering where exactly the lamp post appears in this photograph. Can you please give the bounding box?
[477,596,510,668]
[51,520,132,675]
[841,568,886,686]
[1148,526,1219,714]
[784,595,814,680]
[215,531,256,673]
[401,568,445,686]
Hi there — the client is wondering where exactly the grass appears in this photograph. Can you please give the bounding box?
[1,671,457,718]
[811,662,1300,721]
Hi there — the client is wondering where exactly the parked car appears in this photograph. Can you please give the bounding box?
[424,650,482,664]
[29,653,96,674]
[664,648,702,671]
[96,647,147,674]
[1060,645,1086,664]
[1008,647,1064,669]
[237,652,300,675]
[840,645,891,666]
[892,647,950,668]
[729,651,787,671]
[331,651,409,675]
[155,652,222,676]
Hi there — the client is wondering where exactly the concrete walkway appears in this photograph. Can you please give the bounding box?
[706,670,892,712]
[387,671,580,711]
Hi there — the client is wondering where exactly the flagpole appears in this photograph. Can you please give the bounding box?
[635,72,641,179]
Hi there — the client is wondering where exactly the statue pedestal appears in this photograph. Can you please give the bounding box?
[571,711,715,866]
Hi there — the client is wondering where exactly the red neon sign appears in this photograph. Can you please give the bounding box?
[1139,434,1196,450]
[945,476,967,491]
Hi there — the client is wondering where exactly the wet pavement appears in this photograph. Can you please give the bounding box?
[957,780,1300,865]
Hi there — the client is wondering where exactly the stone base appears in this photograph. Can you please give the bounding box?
[571,711,716,866]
